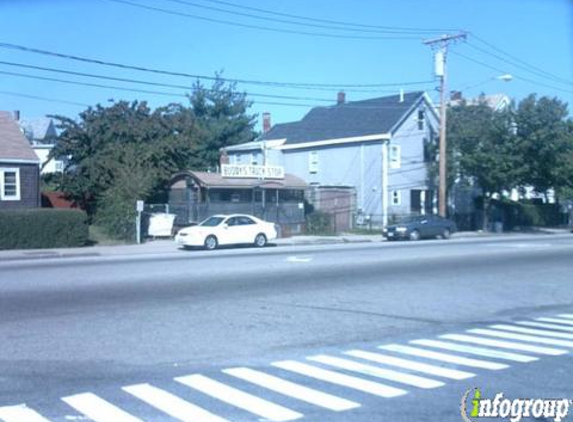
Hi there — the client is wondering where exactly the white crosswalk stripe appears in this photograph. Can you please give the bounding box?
[0,404,52,422]
[223,367,360,411]
[517,321,573,333]
[489,324,573,340]
[440,333,568,355]
[272,360,407,398]
[410,339,538,362]
[122,383,229,422]
[376,344,508,370]
[536,317,573,326]
[175,374,303,422]
[557,314,573,320]
[307,355,445,389]
[468,328,573,348]
[349,348,480,377]
[61,392,145,422]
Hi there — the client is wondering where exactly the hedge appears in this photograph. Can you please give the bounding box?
[0,209,89,249]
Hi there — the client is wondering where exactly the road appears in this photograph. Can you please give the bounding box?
[1,235,572,422]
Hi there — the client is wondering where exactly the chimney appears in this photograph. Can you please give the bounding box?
[337,91,346,105]
[219,149,230,166]
[262,112,271,133]
[12,110,20,121]
[450,91,463,101]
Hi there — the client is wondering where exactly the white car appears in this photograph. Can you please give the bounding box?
[175,214,278,250]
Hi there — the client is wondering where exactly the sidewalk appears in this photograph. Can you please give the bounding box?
[0,229,570,262]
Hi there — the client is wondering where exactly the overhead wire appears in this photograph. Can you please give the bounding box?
[161,0,448,35]
[0,42,433,90]
[102,0,422,40]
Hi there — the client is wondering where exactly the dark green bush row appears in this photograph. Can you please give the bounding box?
[305,210,334,235]
[0,209,89,249]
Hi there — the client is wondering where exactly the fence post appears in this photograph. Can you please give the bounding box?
[136,200,144,244]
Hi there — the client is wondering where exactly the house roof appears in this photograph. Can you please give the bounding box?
[19,117,57,142]
[260,91,428,145]
[0,111,40,163]
[171,171,308,190]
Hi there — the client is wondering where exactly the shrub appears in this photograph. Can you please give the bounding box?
[305,210,333,235]
[0,209,88,249]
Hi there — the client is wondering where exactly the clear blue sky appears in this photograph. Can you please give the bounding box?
[1,0,571,130]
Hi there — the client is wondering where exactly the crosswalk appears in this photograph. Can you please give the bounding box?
[2,313,573,422]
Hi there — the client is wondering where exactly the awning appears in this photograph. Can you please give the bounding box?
[170,170,307,190]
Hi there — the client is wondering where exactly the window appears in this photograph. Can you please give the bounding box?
[235,155,242,164]
[308,151,319,174]
[417,109,425,130]
[0,168,20,201]
[238,216,256,225]
[251,153,259,165]
[391,190,401,206]
[390,145,401,169]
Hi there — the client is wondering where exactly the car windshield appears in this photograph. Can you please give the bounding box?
[199,216,225,227]
[397,216,423,224]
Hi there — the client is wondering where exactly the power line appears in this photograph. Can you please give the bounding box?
[103,0,422,40]
[465,41,573,88]
[161,0,445,35]
[470,34,572,86]
[452,51,573,95]
[193,0,458,33]
[0,42,433,90]
[0,90,90,107]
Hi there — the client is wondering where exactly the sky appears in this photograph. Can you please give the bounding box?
[0,0,572,131]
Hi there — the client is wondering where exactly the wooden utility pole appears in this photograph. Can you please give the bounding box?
[423,33,467,217]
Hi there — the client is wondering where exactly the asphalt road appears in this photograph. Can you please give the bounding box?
[1,235,572,422]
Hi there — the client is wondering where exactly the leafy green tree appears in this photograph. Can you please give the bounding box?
[514,95,573,200]
[50,78,257,240]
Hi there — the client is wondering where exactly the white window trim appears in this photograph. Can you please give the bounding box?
[391,190,401,206]
[390,145,401,169]
[0,168,21,201]
[308,151,319,174]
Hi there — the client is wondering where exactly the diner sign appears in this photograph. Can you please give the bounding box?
[221,164,285,179]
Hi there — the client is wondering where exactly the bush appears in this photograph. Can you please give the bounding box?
[0,209,88,249]
[305,210,333,235]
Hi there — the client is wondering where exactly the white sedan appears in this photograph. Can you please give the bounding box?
[175,214,278,250]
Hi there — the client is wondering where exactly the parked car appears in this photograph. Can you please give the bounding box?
[383,215,457,241]
[175,214,278,250]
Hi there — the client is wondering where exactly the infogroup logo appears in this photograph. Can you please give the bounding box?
[461,388,571,422]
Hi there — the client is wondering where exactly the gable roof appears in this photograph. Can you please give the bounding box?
[261,91,429,145]
[19,117,57,142]
[0,111,40,163]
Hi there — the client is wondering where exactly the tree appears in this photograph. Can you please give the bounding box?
[514,94,573,199]
[50,78,257,240]
[447,102,522,229]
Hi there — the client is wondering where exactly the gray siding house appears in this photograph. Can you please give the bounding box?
[225,91,439,227]
[0,111,41,209]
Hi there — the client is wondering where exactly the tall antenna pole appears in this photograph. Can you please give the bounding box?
[423,33,467,217]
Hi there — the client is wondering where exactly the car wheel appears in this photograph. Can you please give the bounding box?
[442,228,451,239]
[409,230,420,241]
[254,233,267,247]
[204,235,218,250]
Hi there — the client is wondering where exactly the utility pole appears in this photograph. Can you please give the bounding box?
[423,32,466,217]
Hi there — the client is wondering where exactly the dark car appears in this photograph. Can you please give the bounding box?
[383,215,457,241]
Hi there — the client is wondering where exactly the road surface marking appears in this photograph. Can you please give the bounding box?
[0,405,52,422]
[122,383,229,422]
[286,256,313,263]
[375,344,507,371]
[307,355,445,389]
[410,339,538,363]
[517,321,573,333]
[489,324,573,340]
[536,317,573,326]
[175,374,303,422]
[440,334,567,355]
[61,393,144,422]
[558,314,573,320]
[468,328,573,348]
[271,360,407,398]
[223,367,359,411]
